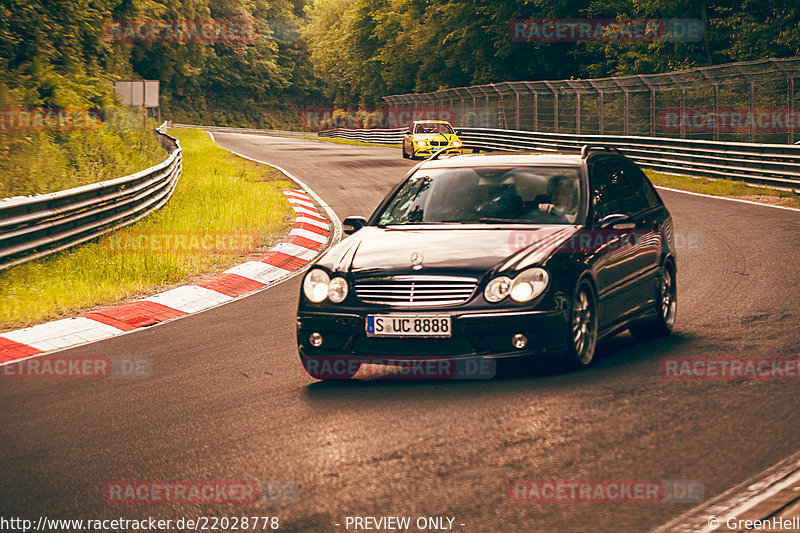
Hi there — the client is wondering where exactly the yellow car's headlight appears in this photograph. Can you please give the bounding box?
[452,141,462,148]
[414,139,427,147]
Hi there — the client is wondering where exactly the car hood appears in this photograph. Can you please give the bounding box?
[325,225,580,277]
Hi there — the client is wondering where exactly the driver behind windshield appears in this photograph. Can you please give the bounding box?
[538,175,579,223]
[476,177,522,219]
[415,123,451,134]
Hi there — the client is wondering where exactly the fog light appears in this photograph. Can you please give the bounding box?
[512,333,527,349]
[309,332,324,347]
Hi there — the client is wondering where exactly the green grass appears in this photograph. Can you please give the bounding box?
[0,108,168,198]
[644,169,800,209]
[0,128,295,331]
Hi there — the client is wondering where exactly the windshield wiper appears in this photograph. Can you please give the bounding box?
[381,221,463,226]
[478,218,535,223]
[440,218,535,224]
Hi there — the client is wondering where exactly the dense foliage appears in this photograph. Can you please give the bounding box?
[303,0,800,106]
[1,0,798,124]
[0,0,320,197]
[0,0,322,127]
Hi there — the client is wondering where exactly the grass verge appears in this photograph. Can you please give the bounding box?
[644,169,800,209]
[0,128,295,331]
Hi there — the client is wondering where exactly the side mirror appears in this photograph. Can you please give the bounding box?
[342,216,367,235]
[598,213,636,230]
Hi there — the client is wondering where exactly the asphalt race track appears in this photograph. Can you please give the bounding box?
[2,132,799,532]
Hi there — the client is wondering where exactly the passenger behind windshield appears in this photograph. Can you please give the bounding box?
[377,167,583,225]
[536,175,579,223]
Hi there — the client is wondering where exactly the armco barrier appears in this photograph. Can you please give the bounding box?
[318,126,800,191]
[170,123,307,138]
[318,127,406,144]
[0,123,182,270]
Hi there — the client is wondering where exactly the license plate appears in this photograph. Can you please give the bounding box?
[366,315,452,338]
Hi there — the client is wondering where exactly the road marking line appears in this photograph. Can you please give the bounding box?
[655,186,800,212]
[652,449,800,532]
[225,148,343,245]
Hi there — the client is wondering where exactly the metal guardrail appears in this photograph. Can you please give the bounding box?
[0,123,182,270]
[170,122,308,138]
[318,127,800,191]
[318,127,406,144]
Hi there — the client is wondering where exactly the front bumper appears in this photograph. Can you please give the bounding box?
[414,146,463,157]
[297,308,568,363]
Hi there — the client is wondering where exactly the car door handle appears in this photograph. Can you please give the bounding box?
[612,222,636,230]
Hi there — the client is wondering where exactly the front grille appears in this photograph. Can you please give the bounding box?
[354,275,478,307]
[430,140,447,146]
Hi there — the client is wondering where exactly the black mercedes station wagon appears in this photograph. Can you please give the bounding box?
[297,147,677,380]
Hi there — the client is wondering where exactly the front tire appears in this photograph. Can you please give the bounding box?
[629,263,677,339]
[402,141,410,159]
[561,281,598,369]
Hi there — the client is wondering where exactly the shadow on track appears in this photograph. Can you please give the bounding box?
[301,332,696,402]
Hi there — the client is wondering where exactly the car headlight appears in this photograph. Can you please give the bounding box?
[452,141,462,147]
[414,139,427,147]
[510,268,549,302]
[303,269,330,303]
[484,276,512,302]
[484,268,549,303]
[328,277,349,303]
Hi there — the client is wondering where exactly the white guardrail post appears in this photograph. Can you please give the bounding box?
[0,122,182,270]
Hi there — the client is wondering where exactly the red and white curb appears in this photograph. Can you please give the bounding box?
[0,187,335,365]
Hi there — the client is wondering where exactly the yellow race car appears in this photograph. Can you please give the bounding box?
[402,120,463,160]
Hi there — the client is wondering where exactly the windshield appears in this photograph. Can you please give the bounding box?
[414,123,454,135]
[377,166,584,225]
